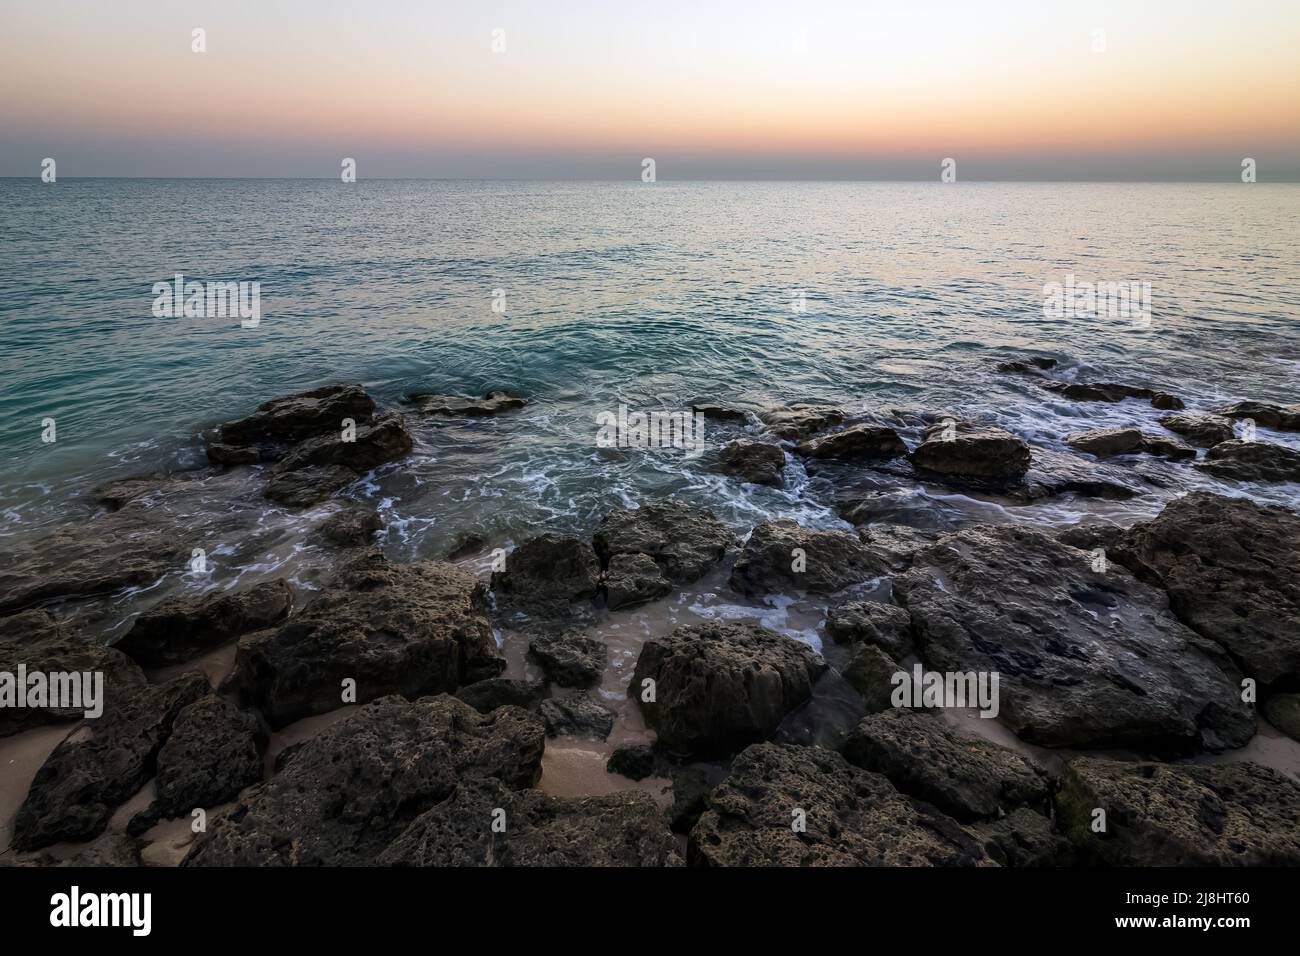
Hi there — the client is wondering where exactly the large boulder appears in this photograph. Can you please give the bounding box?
[234,551,503,728]
[688,743,988,866]
[1216,400,1300,432]
[491,533,601,625]
[1066,427,1143,456]
[910,424,1030,479]
[207,384,376,462]
[630,621,826,758]
[184,695,545,866]
[1196,440,1300,482]
[602,552,672,610]
[113,579,292,667]
[1112,493,1300,687]
[272,412,412,474]
[796,423,907,461]
[894,525,1254,751]
[855,524,940,571]
[1056,757,1300,866]
[759,403,844,441]
[713,440,785,488]
[592,501,734,583]
[379,776,682,866]
[1156,413,1234,448]
[730,519,888,595]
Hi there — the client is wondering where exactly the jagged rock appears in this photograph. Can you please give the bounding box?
[528,631,608,688]
[317,505,383,548]
[796,423,907,461]
[539,693,616,740]
[1157,413,1235,447]
[407,390,527,417]
[263,464,356,507]
[113,579,292,668]
[730,519,887,596]
[855,524,940,571]
[446,532,486,560]
[379,776,681,866]
[1056,757,1300,866]
[759,403,844,440]
[606,744,656,780]
[454,677,546,714]
[842,644,899,711]
[13,672,208,850]
[1112,493,1300,687]
[1264,694,1300,742]
[593,501,734,583]
[1040,381,1155,403]
[911,423,1031,478]
[713,440,785,487]
[630,621,826,758]
[1151,392,1185,410]
[272,413,412,474]
[688,742,988,866]
[1066,427,1144,456]
[894,525,1254,751]
[842,710,1051,821]
[491,534,601,628]
[1056,521,1124,553]
[603,552,672,611]
[205,443,262,466]
[1196,440,1300,482]
[970,808,1072,867]
[183,695,545,866]
[692,402,748,423]
[1139,434,1196,460]
[1217,400,1300,431]
[208,384,376,461]
[233,551,503,728]
[824,600,914,659]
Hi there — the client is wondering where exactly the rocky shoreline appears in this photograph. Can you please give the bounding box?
[2,372,1299,867]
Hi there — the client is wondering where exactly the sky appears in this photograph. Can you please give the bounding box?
[2,0,1298,180]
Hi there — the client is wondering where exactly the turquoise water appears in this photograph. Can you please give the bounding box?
[2,179,1299,551]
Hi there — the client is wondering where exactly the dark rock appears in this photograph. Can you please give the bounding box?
[593,501,734,584]
[667,766,713,833]
[688,742,988,866]
[378,776,682,866]
[1216,400,1300,431]
[1150,392,1185,410]
[842,710,1051,821]
[796,423,907,461]
[455,677,547,714]
[318,505,383,548]
[1056,757,1300,866]
[10,833,145,868]
[272,412,412,475]
[970,808,1072,867]
[1056,521,1124,553]
[446,532,486,560]
[1157,413,1234,447]
[714,440,785,487]
[602,552,673,610]
[1041,381,1154,403]
[855,523,940,571]
[205,443,261,466]
[407,390,527,417]
[491,534,602,625]
[1066,427,1143,456]
[759,403,844,441]
[630,621,826,758]
[539,693,616,740]
[1264,694,1300,742]
[92,473,206,510]
[692,402,748,423]
[184,695,545,866]
[528,631,607,688]
[824,600,914,659]
[842,644,899,712]
[911,423,1030,478]
[1139,434,1196,460]
[606,744,656,780]
[1196,440,1300,482]
[263,464,356,507]
[233,551,503,728]
[997,357,1058,374]
[894,525,1254,751]
[1112,493,1300,687]
[730,519,888,596]
[113,579,292,668]
[212,384,376,455]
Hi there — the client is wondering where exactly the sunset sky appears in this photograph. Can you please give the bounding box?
[2,0,1298,179]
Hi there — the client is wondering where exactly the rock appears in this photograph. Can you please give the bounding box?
[491,534,601,626]
[606,744,656,780]
[873,445,1146,501]
[759,403,844,441]
[1139,434,1196,460]
[407,390,527,417]
[1150,392,1185,410]
[10,833,145,868]
[1055,521,1124,553]
[692,402,748,424]
[911,424,1031,478]
[446,532,486,560]
[379,776,682,866]
[210,384,376,458]
[842,710,1051,821]
[184,695,545,866]
[0,611,146,738]
[13,672,208,850]
[205,443,262,466]
[970,808,1072,867]
[824,600,914,659]
[1040,381,1154,403]
[1066,427,1144,456]
[272,412,412,474]
[796,423,907,461]
[1112,493,1300,687]
[602,553,673,610]
[842,644,899,712]
[113,579,292,668]
[592,501,735,583]
[713,440,785,487]
[1056,757,1300,866]
[1263,694,1300,742]
[233,551,503,728]
[630,621,826,758]
[318,505,383,548]
[730,519,887,596]
[894,525,1254,751]
[455,677,546,714]
[92,473,205,511]
[667,767,713,833]
[539,693,616,740]
[134,695,264,825]
[1196,440,1300,482]
[688,743,988,866]
[528,631,608,688]
[1157,413,1235,447]
[1217,400,1300,431]
[263,463,356,507]
[855,524,940,571]
[997,357,1058,374]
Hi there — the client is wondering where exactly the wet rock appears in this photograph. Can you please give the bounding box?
[234,551,503,728]
[1157,413,1235,447]
[445,532,486,560]
[1139,434,1196,460]
[911,423,1031,479]
[1112,493,1300,687]
[842,710,1051,821]
[539,693,616,740]
[997,357,1058,374]
[1150,391,1185,410]
[824,600,914,659]
[713,439,785,487]
[1217,400,1300,432]
[1066,427,1143,456]
[1263,694,1300,742]
[210,384,376,458]
[796,423,907,461]
[1196,440,1300,482]
[730,519,888,596]
[184,695,545,866]
[317,505,383,548]
[630,621,826,758]
[379,776,682,866]
[970,808,1072,867]
[205,443,262,466]
[1056,757,1300,866]
[602,552,673,611]
[759,403,844,441]
[842,644,899,712]
[0,610,146,738]
[528,631,607,688]
[692,402,748,424]
[1040,381,1155,403]
[263,463,356,507]
[688,742,988,866]
[113,579,292,668]
[855,523,940,571]
[593,501,735,584]
[272,412,412,475]
[407,390,527,417]
[454,677,546,714]
[606,744,656,780]
[13,672,208,850]
[894,525,1255,751]
[92,473,208,511]
[1055,521,1124,553]
[491,534,601,627]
